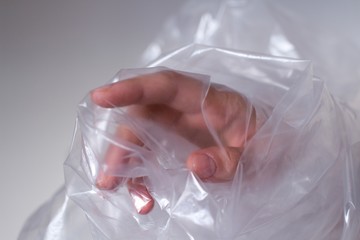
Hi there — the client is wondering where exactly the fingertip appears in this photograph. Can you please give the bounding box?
[137,197,155,215]
[187,153,217,180]
[90,86,110,107]
[188,147,242,182]
[127,180,155,214]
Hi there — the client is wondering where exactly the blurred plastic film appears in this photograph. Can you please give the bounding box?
[19,0,360,239]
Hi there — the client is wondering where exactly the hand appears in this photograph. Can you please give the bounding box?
[91,70,256,214]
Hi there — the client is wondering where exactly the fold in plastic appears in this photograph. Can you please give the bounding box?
[20,45,360,239]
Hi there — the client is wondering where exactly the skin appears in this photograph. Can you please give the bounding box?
[91,70,256,214]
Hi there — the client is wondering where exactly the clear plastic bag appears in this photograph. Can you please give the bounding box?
[19,0,360,239]
[20,45,360,239]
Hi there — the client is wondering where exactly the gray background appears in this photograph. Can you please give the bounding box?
[0,0,182,239]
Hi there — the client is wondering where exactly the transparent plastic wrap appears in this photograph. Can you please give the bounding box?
[19,44,359,239]
[142,0,360,110]
[19,0,360,239]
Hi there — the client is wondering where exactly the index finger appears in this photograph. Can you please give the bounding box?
[91,70,209,113]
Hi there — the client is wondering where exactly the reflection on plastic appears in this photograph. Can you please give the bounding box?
[127,178,155,215]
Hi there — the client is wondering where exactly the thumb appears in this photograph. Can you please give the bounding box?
[186,146,243,182]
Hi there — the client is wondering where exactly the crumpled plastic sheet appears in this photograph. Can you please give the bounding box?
[142,0,360,111]
[19,0,360,239]
[19,45,360,239]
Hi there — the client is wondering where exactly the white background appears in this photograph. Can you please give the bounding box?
[0,0,183,239]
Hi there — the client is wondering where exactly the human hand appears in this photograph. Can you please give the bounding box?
[91,69,256,214]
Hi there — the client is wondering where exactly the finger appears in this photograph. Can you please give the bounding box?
[96,126,155,215]
[127,177,155,215]
[186,146,243,182]
[96,126,143,190]
[203,85,257,146]
[91,70,207,113]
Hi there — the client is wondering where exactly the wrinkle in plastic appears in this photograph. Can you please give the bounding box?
[18,0,360,239]
[45,45,356,239]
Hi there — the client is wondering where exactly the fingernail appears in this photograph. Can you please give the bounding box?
[96,174,121,190]
[94,85,110,93]
[91,86,110,101]
[193,154,216,179]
